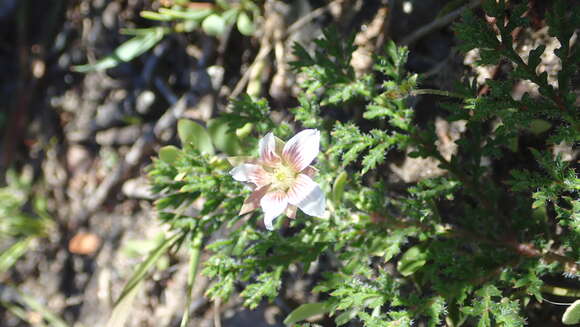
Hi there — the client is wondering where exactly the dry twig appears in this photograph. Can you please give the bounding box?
[400,0,481,46]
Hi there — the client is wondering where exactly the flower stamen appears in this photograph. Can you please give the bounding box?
[271,164,298,191]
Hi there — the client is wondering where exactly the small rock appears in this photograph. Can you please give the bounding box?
[122,177,154,200]
[69,232,101,256]
[136,90,156,115]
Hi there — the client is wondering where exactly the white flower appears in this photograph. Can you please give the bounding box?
[229,129,326,230]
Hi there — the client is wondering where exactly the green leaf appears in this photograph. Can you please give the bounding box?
[180,231,205,327]
[563,300,580,325]
[235,122,253,139]
[222,8,240,25]
[113,233,181,307]
[159,145,181,164]
[0,237,33,274]
[106,283,142,327]
[121,27,168,36]
[528,119,552,135]
[236,11,255,36]
[177,119,215,154]
[284,302,330,325]
[527,45,545,70]
[208,118,243,155]
[140,10,174,21]
[332,171,348,202]
[397,245,428,277]
[72,27,165,72]
[202,14,226,36]
[17,291,70,327]
[335,309,357,326]
[158,8,213,21]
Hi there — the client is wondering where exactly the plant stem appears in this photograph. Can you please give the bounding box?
[411,89,467,99]
[378,213,580,273]
[541,285,580,298]
[180,230,205,327]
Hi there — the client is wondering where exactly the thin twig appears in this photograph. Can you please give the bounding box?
[82,79,188,217]
[213,298,222,327]
[230,0,340,99]
[285,0,340,36]
[230,43,272,99]
[411,88,467,99]
[401,0,481,46]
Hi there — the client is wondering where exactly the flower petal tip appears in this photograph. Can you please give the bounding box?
[282,129,321,172]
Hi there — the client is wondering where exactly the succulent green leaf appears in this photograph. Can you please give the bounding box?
[208,118,243,155]
[202,14,226,36]
[159,145,181,164]
[237,11,255,36]
[177,119,215,154]
[563,300,580,325]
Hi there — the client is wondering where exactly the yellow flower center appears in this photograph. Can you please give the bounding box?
[271,164,297,191]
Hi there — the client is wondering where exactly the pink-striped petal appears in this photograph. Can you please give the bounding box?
[282,129,320,172]
[259,132,281,166]
[302,166,318,177]
[286,174,325,217]
[240,185,270,215]
[230,164,270,188]
[260,190,288,230]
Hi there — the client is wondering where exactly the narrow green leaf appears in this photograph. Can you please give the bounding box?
[73,28,165,72]
[158,8,212,21]
[106,283,142,327]
[121,27,170,36]
[332,171,348,202]
[284,302,329,325]
[177,119,215,154]
[180,231,204,327]
[19,291,70,327]
[113,233,181,307]
[140,10,173,21]
[0,237,33,274]
[0,300,30,324]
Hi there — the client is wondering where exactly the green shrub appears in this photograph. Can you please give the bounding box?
[122,0,579,325]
